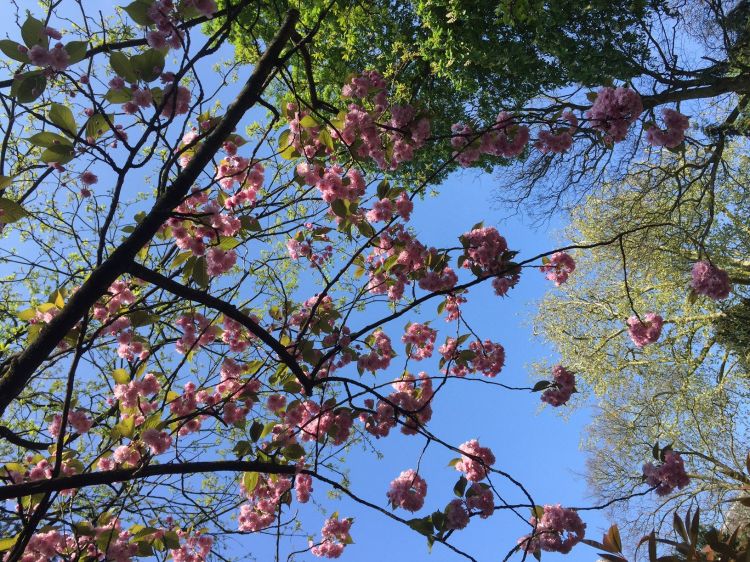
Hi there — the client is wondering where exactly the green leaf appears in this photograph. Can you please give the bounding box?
[282,443,305,460]
[112,368,130,384]
[110,52,137,83]
[85,113,113,141]
[453,475,467,497]
[49,103,77,135]
[131,49,165,82]
[356,221,375,238]
[277,129,291,149]
[64,41,88,64]
[123,0,155,26]
[104,87,134,103]
[279,143,298,160]
[21,16,47,49]
[10,71,47,103]
[192,256,208,288]
[331,199,347,218]
[163,531,181,549]
[0,198,29,223]
[0,536,17,552]
[112,417,135,439]
[0,176,11,190]
[0,40,30,63]
[318,128,335,151]
[242,471,259,493]
[407,517,434,537]
[40,145,75,164]
[217,236,241,250]
[299,115,319,128]
[27,131,72,148]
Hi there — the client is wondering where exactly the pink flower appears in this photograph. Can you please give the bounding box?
[643,450,690,496]
[540,252,575,286]
[295,472,313,503]
[466,483,494,518]
[80,171,98,185]
[445,499,470,530]
[585,87,643,142]
[646,108,689,148]
[311,516,353,558]
[540,365,576,407]
[519,504,586,554]
[691,260,731,300]
[627,312,664,347]
[142,428,172,455]
[402,323,437,360]
[386,469,427,512]
[455,439,495,482]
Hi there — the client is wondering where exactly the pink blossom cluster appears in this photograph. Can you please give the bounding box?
[221,315,256,352]
[387,469,428,512]
[519,504,586,554]
[534,111,578,154]
[468,339,505,377]
[286,226,333,266]
[24,41,70,72]
[336,71,431,170]
[170,531,213,562]
[357,329,395,372]
[461,226,509,275]
[585,87,643,142]
[295,472,313,503]
[438,337,504,378]
[444,483,494,531]
[311,516,353,558]
[142,428,172,455]
[13,530,65,562]
[175,313,220,354]
[627,312,664,347]
[93,280,136,326]
[643,451,690,496]
[418,265,459,293]
[389,372,434,435]
[402,322,437,360]
[48,409,93,437]
[358,372,434,438]
[366,225,434,300]
[141,0,216,51]
[121,86,154,115]
[691,260,731,300]
[646,108,689,148]
[116,330,150,362]
[286,104,330,159]
[540,252,576,286]
[286,401,353,445]
[114,373,161,410]
[160,84,192,117]
[450,112,529,167]
[165,189,241,260]
[99,444,142,470]
[297,164,366,205]
[238,474,293,532]
[289,294,338,333]
[442,293,466,321]
[445,498,471,530]
[540,365,576,407]
[455,439,495,482]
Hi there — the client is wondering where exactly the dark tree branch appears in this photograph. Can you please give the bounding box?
[127,261,313,393]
